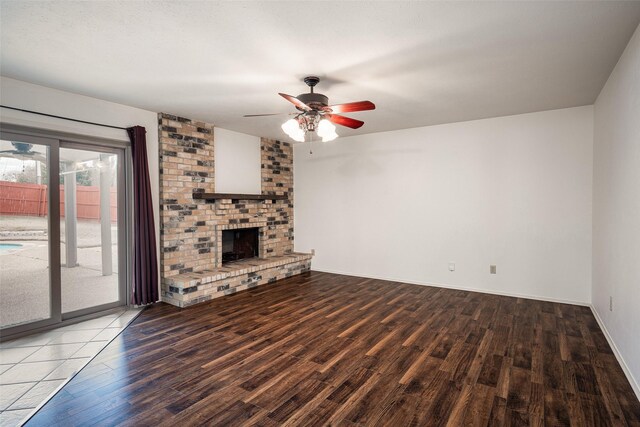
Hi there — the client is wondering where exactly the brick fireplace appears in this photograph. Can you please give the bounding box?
[158,113,312,307]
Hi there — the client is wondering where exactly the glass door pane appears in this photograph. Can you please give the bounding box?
[59,147,121,313]
[0,140,52,328]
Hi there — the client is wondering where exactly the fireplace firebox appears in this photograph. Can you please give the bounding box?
[222,227,259,264]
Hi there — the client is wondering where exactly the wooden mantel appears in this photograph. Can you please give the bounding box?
[192,192,288,201]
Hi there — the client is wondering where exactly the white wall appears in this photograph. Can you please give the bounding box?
[593,24,640,396]
[0,76,160,293]
[214,127,261,195]
[295,106,593,304]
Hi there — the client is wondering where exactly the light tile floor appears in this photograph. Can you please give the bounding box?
[0,308,142,426]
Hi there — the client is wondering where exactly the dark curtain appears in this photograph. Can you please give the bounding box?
[127,126,159,305]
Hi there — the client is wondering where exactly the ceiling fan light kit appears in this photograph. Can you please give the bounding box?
[247,76,375,143]
[281,118,306,142]
[317,119,338,142]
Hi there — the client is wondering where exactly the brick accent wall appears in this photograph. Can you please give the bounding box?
[260,138,294,257]
[158,113,215,278]
[158,113,306,307]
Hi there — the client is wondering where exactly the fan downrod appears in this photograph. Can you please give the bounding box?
[303,76,320,93]
[297,76,328,109]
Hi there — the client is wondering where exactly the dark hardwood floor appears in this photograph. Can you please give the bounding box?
[27,271,640,426]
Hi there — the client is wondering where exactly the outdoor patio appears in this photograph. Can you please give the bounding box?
[0,216,119,329]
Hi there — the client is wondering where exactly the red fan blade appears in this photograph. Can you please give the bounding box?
[328,101,375,114]
[325,114,364,129]
[278,93,311,111]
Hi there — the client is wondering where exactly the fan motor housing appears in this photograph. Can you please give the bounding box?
[296,93,328,110]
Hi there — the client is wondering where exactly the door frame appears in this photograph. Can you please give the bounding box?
[0,124,133,339]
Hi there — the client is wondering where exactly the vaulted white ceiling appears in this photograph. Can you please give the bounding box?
[1,1,639,140]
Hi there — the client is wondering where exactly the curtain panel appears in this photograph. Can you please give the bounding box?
[127,126,159,305]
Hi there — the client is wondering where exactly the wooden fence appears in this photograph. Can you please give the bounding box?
[0,181,117,221]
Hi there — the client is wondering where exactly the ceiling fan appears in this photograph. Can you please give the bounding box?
[244,76,375,142]
[0,142,46,163]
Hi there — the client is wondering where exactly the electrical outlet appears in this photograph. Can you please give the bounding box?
[610,296,613,312]
[311,248,316,256]
[448,262,455,272]
[490,265,497,274]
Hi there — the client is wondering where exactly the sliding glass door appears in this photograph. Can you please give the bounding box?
[0,128,129,337]
[0,138,57,330]
[60,144,126,316]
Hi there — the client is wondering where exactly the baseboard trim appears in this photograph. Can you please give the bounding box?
[311,268,590,307]
[589,305,640,401]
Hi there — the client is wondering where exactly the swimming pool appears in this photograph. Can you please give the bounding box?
[0,243,23,253]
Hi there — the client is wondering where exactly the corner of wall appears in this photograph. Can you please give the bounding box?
[590,22,640,402]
